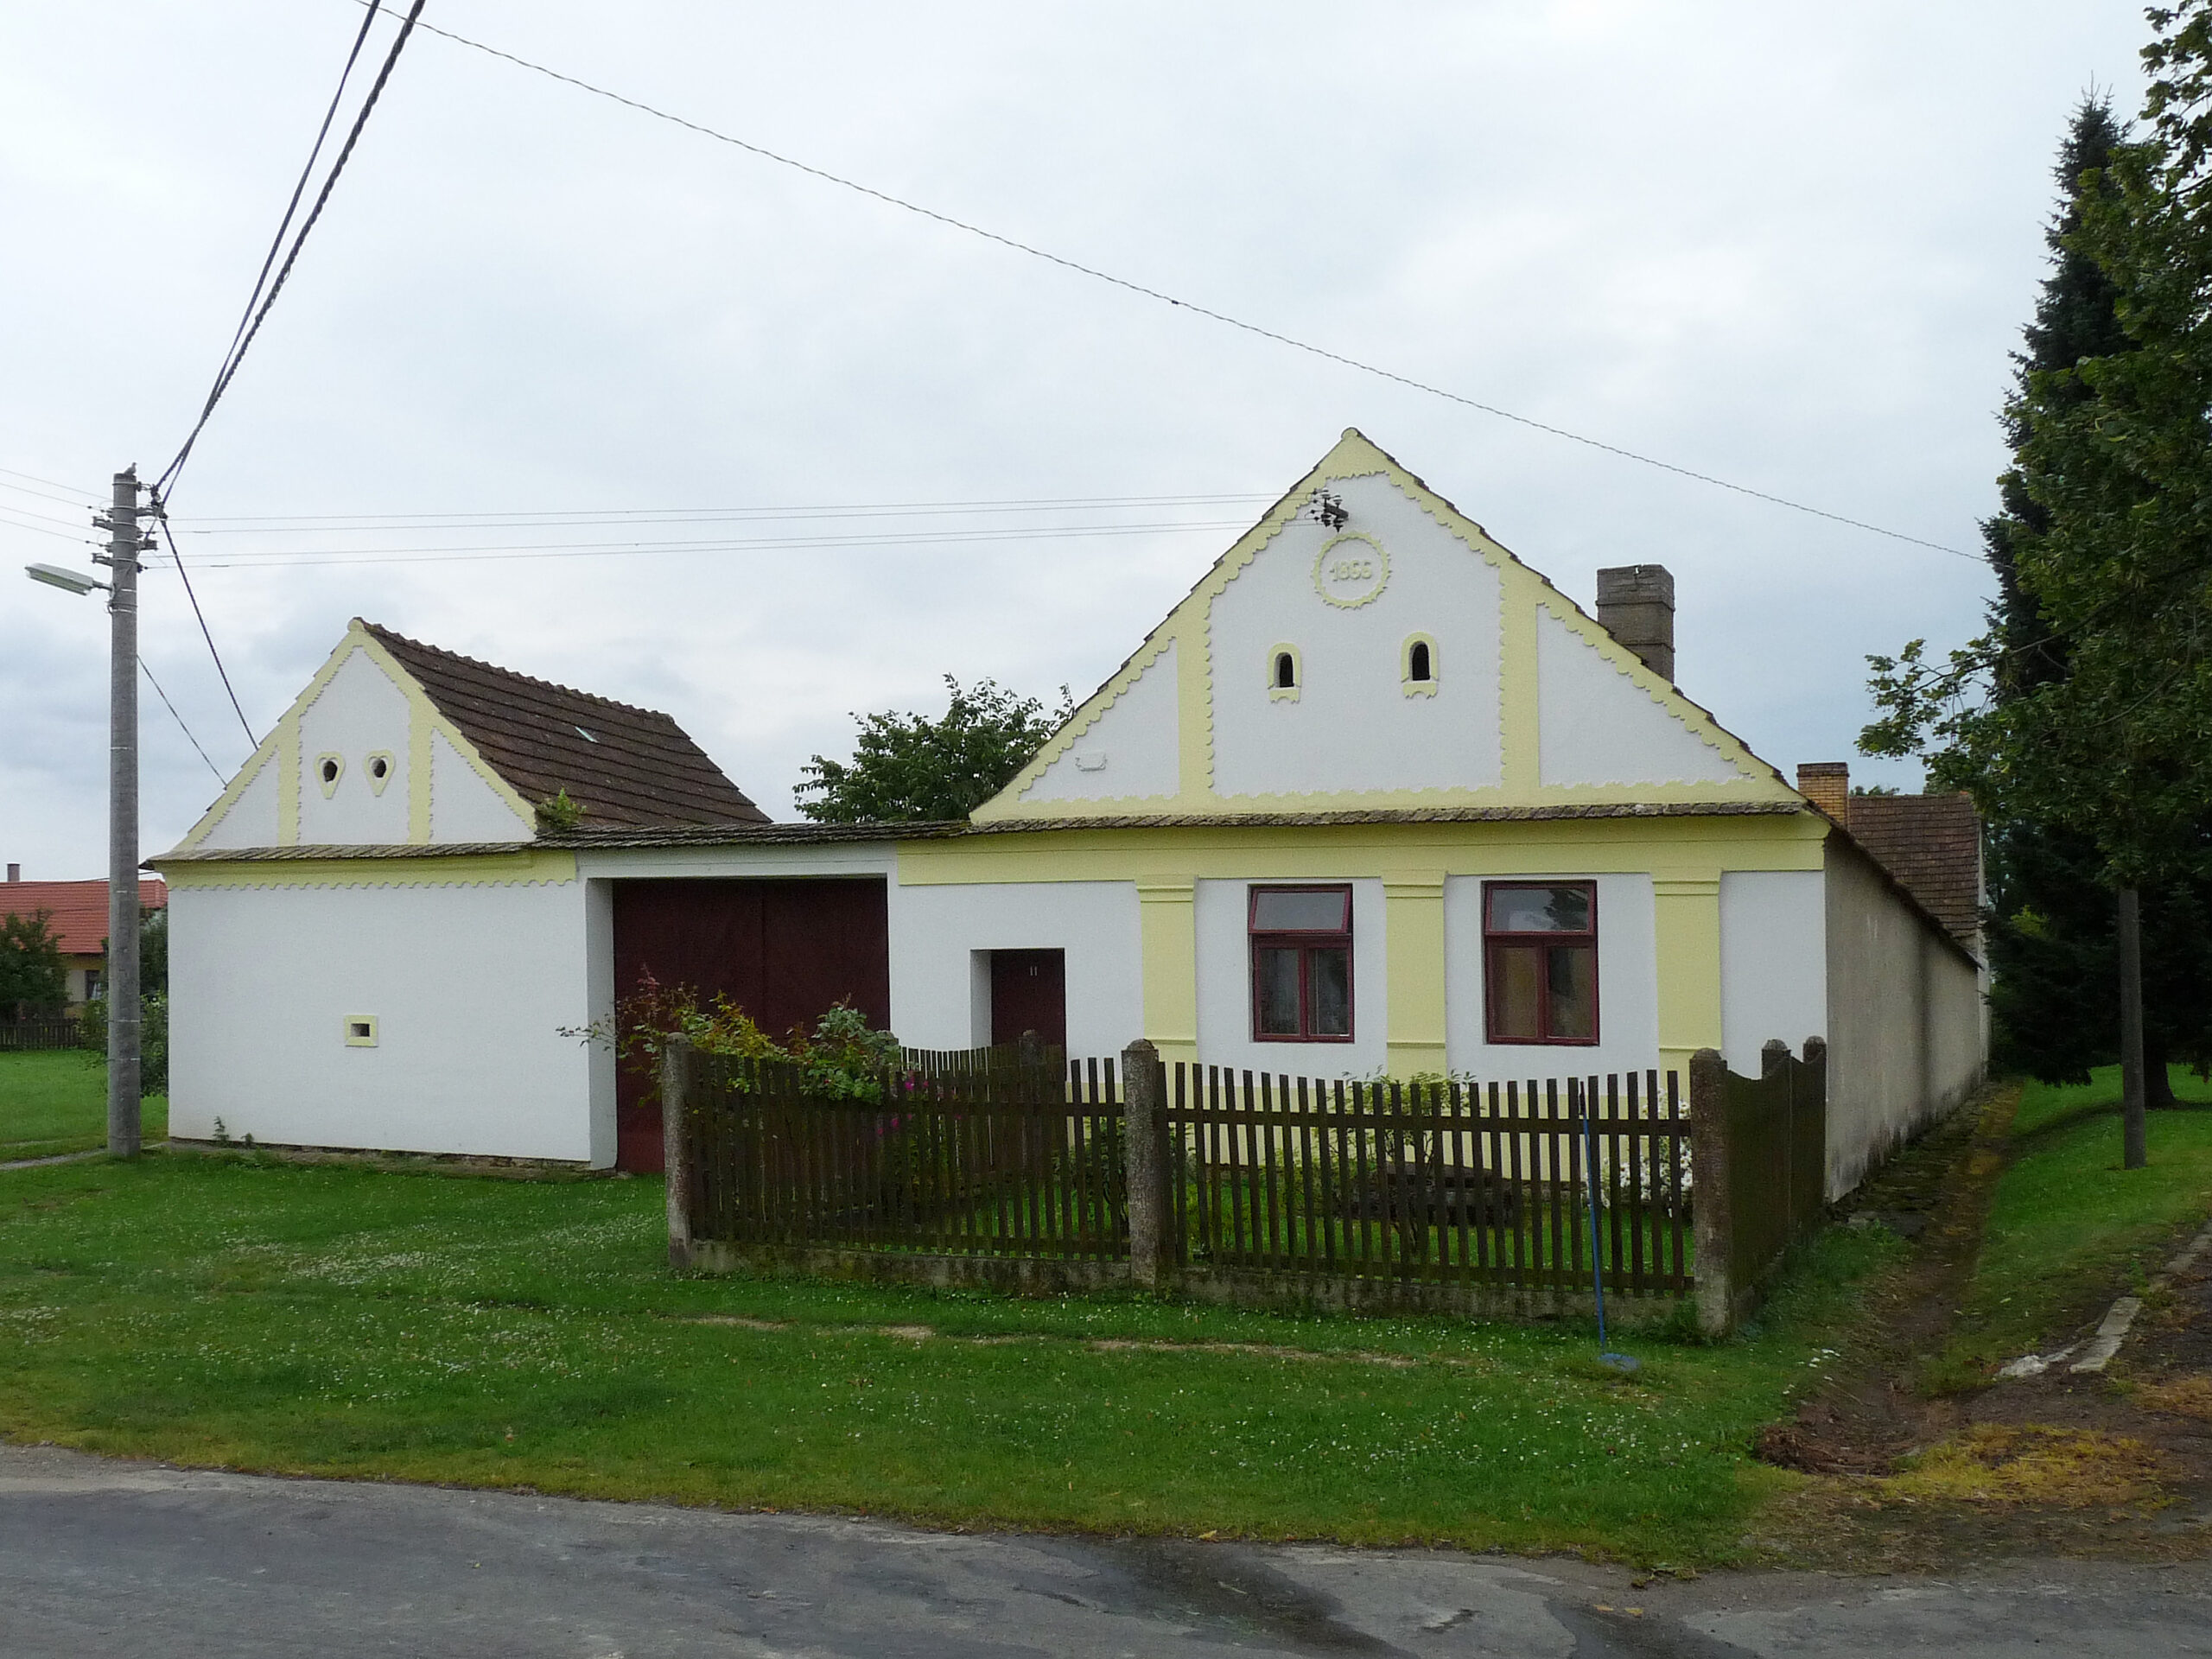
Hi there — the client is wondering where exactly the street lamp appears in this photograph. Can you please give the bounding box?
[22,468,152,1158]
[24,563,108,596]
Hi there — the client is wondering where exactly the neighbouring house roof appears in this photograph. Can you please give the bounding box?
[359,623,768,830]
[0,878,166,957]
[1840,792,1983,950]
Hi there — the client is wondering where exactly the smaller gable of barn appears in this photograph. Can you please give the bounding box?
[176,620,766,854]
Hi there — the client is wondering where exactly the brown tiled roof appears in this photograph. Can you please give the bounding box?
[0,878,166,957]
[360,622,766,830]
[1844,792,1982,949]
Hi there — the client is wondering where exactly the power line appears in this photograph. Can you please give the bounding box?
[139,657,228,785]
[0,509,92,543]
[158,1,426,499]
[192,518,1249,570]
[0,465,101,501]
[173,491,1275,532]
[395,7,1979,563]
[150,506,258,749]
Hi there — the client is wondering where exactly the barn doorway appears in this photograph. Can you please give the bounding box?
[611,878,890,1172]
[988,948,1066,1050]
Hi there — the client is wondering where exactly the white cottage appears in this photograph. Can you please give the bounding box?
[157,429,1985,1192]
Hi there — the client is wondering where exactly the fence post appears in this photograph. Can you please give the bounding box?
[1802,1034,1828,1220]
[1689,1046,1733,1338]
[663,1035,697,1270]
[1122,1038,1171,1291]
[1763,1038,1794,1240]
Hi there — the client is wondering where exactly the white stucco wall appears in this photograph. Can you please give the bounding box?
[296,649,412,845]
[1823,836,1984,1197]
[1535,605,1744,787]
[1192,877,1390,1076]
[1719,869,1827,1075]
[1022,642,1180,804]
[1210,472,1504,798]
[1442,872,1661,1083]
[887,879,1142,1058]
[168,877,601,1163]
[195,754,280,851]
[430,728,531,842]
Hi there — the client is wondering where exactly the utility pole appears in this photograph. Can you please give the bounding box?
[95,467,149,1159]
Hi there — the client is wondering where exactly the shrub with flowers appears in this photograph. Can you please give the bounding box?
[563,971,904,1102]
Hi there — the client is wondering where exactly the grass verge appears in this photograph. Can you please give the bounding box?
[0,1150,1898,1562]
[1935,1063,2212,1384]
[0,1051,167,1160]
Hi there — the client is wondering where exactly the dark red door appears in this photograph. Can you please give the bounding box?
[612,878,891,1172]
[990,949,1066,1049]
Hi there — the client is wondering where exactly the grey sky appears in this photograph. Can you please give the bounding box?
[0,2,2152,878]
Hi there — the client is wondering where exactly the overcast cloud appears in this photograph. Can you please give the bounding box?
[0,2,2153,878]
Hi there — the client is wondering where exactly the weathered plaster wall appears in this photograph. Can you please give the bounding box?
[1823,836,1984,1198]
[168,868,596,1162]
[1719,869,1827,1075]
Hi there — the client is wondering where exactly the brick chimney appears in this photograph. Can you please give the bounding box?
[1595,565,1675,682]
[1796,761,1849,823]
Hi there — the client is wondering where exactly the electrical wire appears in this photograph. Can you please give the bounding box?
[391,6,1978,563]
[139,657,229,785]
[149,505,257,748]
[173,491,1274,531]
[0,510,92,543]
[158,1,426,499]
[192,517,1248,570]
[0,465,101,501]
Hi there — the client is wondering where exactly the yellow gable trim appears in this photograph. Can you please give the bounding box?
[974,429,1795,825]
[166,620,538,856]
[162,848,577,890]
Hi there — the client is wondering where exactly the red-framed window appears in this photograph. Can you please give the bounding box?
[1483,880,1599,1045]
[1249,885,1353,1042]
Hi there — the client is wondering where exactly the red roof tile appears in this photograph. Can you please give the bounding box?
[0,878,167,957]
[360,622,768,830]
[1844,792,1983,950]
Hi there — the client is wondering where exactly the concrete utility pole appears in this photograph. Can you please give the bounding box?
[95,467,148,1159]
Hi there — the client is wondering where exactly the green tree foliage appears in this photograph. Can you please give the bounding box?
[0,910,67,1017]
[140,906,168,999]
[795,676,1074,823]
[79,994,168,1096]
[1862,39,2212,1085]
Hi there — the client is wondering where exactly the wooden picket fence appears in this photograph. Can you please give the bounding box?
[1163,1065,1691,1296]
[683,1052,1124,1260]
[0,1018,82,1053]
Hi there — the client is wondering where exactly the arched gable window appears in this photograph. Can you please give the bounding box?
[1267,643,1302,702]
[1402,633,1440,697]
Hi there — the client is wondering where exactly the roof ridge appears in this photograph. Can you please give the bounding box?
[356,620,675,722]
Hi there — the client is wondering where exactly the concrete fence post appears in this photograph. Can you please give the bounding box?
[1689,1046,1734,1338]
[1122,1038,1171,1291]
[663,1035,697,1269]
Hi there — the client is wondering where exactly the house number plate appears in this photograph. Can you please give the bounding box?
[1312,531,1389,608]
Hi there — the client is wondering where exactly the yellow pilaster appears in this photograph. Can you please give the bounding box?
[276,713,301,845]
[407,695,434,842]
[1382,870,1448,1077]
[1136,876,1198,1069]
[1652,874,1723,1084]
[1498,590,1539,792]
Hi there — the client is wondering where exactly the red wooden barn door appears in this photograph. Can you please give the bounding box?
[611,878,890,1173]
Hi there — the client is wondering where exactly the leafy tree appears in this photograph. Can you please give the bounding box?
[139,906,168,999]
[795,676,1073,823]
[0,910,67,1017]
[1877,97,2210,1099]
[1862,23,2212,1161]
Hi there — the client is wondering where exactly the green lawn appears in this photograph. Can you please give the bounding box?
[0,1051,167,1161]
[0,1149,1896,1562]
[1939,1064,2212,1382]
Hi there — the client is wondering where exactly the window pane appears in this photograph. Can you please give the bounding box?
[1251,887,1350,932]
[1307,946,1351,1036]
[1547,944,1598,1039]
[1490,944,1541,1039]
[1486,884,1592,934]
[1255,946,1302,1035]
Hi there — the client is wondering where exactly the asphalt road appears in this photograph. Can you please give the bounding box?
[2,1443,2207,1656]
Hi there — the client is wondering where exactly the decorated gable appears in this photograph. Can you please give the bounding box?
[977,429,1789,821]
